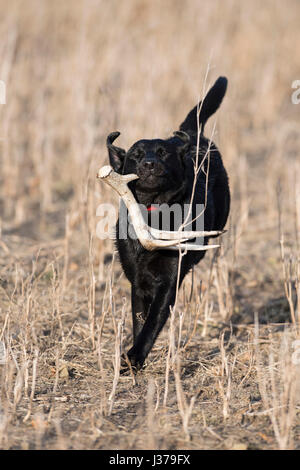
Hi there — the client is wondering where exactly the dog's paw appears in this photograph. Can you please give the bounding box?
[120,352,145,375]
[120,353,136,375]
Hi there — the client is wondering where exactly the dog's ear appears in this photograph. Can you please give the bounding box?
[173,131,190,157]
[106,132,126,172]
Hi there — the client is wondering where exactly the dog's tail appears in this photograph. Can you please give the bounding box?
[179,76,228,134]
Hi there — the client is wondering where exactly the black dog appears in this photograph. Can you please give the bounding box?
[106,77,230,371]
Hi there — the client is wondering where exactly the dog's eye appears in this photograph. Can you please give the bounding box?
[156,147,167,157]
[132,149,144,159]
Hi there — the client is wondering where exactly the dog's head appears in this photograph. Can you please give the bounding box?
[106,131,190,200]
[106,77,228,204]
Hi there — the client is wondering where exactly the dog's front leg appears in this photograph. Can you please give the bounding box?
[127,279,178,370]
[120,285,151,374]
[131,286,150,341]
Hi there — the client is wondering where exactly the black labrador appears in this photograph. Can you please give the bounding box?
[106,76,230,372]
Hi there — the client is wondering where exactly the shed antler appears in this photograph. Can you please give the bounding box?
[97,165,224,251]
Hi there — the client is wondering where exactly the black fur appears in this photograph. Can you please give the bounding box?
[106,77,230,372]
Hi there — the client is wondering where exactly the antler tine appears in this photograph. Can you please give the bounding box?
[149,227,225,240]
[167,243,220,251]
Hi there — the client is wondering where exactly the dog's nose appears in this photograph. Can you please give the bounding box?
[144,161,155,170]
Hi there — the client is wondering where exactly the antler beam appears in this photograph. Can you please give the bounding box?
[97,165,224,251]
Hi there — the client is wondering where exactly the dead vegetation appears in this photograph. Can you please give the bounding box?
[0,0,299,450]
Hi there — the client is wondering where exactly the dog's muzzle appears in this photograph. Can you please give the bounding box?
[138,159,166,179]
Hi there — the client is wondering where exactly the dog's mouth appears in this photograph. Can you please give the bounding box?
[136,172,168,190]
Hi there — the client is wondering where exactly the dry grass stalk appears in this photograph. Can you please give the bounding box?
[213,248,233,321]
[163,306,176,407]
[62,213,71,292]
[88,234,96,350]
[217,331,235,421]
[255,316,298,450]
[23,347,39,423]
[173,355,196,441]
[280,238,299,330]
[145,379,157,449]
[108,302,127,415]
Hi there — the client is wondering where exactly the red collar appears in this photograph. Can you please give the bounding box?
[147,205,159,212]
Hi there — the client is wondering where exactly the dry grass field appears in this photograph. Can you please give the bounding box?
[0,0,300,450]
